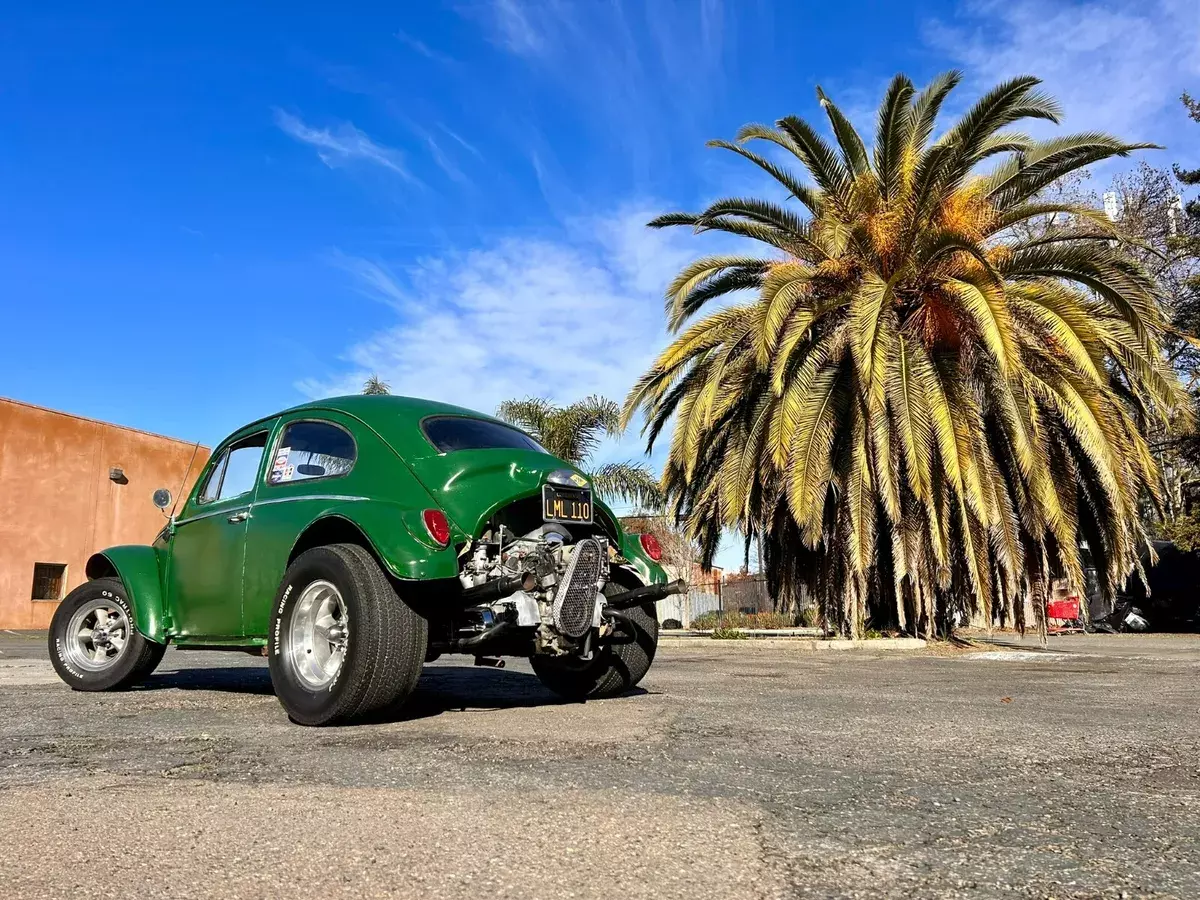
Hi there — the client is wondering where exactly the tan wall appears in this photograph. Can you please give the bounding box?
[0,398,209,629]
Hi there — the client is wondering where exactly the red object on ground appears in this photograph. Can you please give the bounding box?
[1047,597,1081,620]
[1047,595,1084,633]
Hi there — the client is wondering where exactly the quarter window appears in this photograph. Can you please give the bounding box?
[197,453,228,504]
[197,433,268,503]
[268,421,356,485]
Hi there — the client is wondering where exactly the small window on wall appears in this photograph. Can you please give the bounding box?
[267,421,357,485]
[31,563,67,601]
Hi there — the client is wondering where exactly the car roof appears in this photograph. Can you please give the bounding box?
[282,394,501,426]
[239,395,512,458]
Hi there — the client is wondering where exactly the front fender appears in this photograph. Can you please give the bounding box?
[86,545,168,642]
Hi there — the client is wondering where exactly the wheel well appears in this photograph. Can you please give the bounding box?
[608,564,647,591]
[85,553,118,580]
[289,517,383,569]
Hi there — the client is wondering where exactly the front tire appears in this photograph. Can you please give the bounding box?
[268,544,427,726]
[531,583,659,701]
[49,578,166,691]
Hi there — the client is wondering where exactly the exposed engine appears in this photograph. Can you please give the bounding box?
[458,524,611,655]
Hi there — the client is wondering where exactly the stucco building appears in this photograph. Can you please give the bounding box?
[0,398,209,629]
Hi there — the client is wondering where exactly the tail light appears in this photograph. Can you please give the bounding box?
[422,509,450,546]
[639,532,663,562]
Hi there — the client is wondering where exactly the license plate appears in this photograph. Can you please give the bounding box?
[542,484,593,524]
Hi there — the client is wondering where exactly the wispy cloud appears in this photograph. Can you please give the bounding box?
[325,251,408,310]
[926,0,1200,148]
[460,0,731,185]
[395,28,457,66]
[273,109,420,183]
[408,123,470,185]
[474,0,546,57]
[299,205,710,418]
[438,123,482,159]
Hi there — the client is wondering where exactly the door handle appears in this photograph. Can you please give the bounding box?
[227,511,250,523]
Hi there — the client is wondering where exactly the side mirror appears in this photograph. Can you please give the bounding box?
[152,488,172,510]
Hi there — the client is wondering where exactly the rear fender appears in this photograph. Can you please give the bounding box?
[85,545,168,643]
[619,533,669,587]
[311,501,461,581]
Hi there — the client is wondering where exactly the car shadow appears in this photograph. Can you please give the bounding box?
[132,660,647,722]
[360,665,650,724]
[134,665,276,695]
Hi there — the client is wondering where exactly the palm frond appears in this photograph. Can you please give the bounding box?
[625,72,1176,639]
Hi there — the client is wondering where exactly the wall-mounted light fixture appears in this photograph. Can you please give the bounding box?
[109,467,128,485]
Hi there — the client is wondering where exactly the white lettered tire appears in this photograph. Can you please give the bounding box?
[268,544,427,726]
[48,578,166,691]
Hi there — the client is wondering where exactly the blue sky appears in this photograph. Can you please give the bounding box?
[3,0,1199,565]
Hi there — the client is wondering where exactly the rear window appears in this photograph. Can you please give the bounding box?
[422,416,548,454]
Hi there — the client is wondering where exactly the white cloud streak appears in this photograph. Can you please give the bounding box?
[926,0,1200,147]
[479,0,546,57]
[395,28,458,65]
[299,205,707,420]
[411,125,470,185]
[274,110,420,183]
[438,123,483,159]
[461,0,729,186]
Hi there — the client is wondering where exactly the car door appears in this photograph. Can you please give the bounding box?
[240,415,362,637]
[166,428,270,639]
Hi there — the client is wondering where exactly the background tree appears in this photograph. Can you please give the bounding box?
[619,513,698,574]
[1152,90,1200,545]
[497,395,662,508]
[362,374,390,395]
[1104,163,1200,521]
[625,72,1189,637]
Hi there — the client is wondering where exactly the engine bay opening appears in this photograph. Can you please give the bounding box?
[425,496,643,661]
[481,495,620,547]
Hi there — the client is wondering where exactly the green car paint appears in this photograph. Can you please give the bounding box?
[86,395,667,646]
[85,544,170,642]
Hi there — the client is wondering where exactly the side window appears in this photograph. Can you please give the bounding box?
[197,433,267,504]
[267,421,356,485]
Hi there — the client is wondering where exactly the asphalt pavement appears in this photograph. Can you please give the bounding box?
[0,630,1197,899]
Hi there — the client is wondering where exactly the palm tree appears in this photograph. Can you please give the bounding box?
[362,374,390,395]
[624,72,1190,637]
[498,395,662,509]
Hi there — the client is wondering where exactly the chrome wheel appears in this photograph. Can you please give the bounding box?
[287,580,349,690]
[64,600,131,672]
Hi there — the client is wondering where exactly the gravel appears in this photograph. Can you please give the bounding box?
[0,631,1197,899]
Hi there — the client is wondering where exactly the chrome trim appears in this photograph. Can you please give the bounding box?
[175,505,251,527]
[252,494,369,508]
[176,494,368,526]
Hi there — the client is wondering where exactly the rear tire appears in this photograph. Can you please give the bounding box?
[49,578,167,691]
[268,544,427,726]
[531,582,658,701]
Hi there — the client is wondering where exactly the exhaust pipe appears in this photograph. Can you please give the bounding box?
[460,571,536,606]
[605,578,687,611]
[453,621,516,651]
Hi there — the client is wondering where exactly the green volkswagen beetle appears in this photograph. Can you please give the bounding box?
[49,395,682,725]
